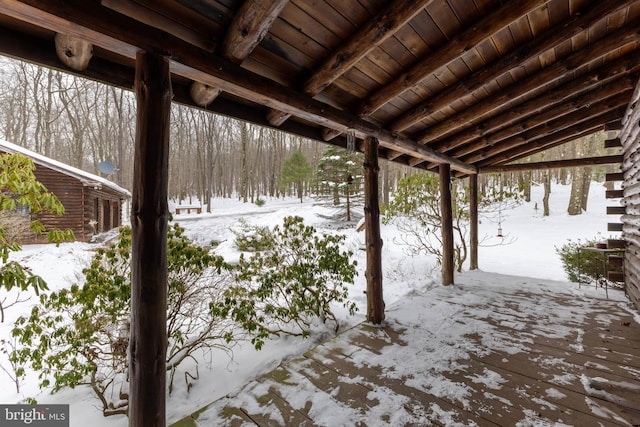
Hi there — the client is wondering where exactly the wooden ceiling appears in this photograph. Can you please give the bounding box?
[1,0,639,175]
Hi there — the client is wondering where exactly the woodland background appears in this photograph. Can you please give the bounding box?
[0,57,618,213]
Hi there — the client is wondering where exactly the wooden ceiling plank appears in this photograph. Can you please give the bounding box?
[0,0,477,174]
[476,108,624,166]
[390,0,635,133]
[479,155,624,173]
[427,52,640,153]
[416,20,640,145]
[220,0,289,63]
[357,0,550,117]
[304,0,435,96]
[101,0,216,51]
[266,0,436,126]
[0,24,135,89]
[0,0,140,58]
[199,0,288,106]
[0,23,435,173]
[450,80,635,158]
[486,125,612,167]
[461,92,632,163]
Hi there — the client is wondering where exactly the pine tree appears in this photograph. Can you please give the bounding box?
[314,146,363,221]
[280,150,312,202]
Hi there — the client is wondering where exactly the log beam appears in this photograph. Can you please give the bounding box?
[266,0,435,126]
[416,20,640,146]
[450,83,634,159]
[220,0,289,63]
[479,155,623,174]
[424,53,640,157]
[358,0,548,117]
[0,0,476,174]
[469,174,478,271]
[389,0,635,133]
[129,51,171,427]
[440,163,454,286]
[476,108,624,167]
[461,93,631,164]
[364,136,384,324]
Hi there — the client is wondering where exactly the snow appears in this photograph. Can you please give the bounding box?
[0,181,634,426]
[0,139,130,196]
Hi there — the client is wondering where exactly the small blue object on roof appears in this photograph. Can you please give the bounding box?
[98,160,115,175]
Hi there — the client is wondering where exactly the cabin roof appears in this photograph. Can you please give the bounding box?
[0,139,131,196]
[1,0,637,174]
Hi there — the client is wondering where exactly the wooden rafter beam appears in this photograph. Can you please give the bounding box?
[193,0,288,105]
[479,155,624,173]
[416,20,640,146]
[476,108,625,166]
[0,24,433,173]
[321,0,550,143]
[220,0,289,63]
[389,0,636,133]
[266,0,435,126]
[455,86,634,161]
[463,100,628,164]
[0,0,476,174]
[426,53,640,155]
[101,0,215,51]
[0,24,136,88]
[357,0,550,118]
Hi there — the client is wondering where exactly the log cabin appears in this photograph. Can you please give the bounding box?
[0,139,130,243]
[0,0,639,424]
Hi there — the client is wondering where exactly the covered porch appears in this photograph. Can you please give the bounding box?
[2,1,640,425]
[174,271,640,426]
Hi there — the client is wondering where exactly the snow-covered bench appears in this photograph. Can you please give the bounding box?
[175,204,202,214]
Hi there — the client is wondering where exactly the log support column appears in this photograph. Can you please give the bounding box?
[129,51,172,427]
[364,136,384,324]
[469,174,479,270]
[440,163,454,285]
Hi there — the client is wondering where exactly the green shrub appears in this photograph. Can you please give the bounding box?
[214,216,358,350]
[11,224,235,416]
[232,218,275,251]
[556,236,620,284]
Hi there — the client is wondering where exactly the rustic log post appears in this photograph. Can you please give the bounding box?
[129,51,172,427]
[469,174,479,270]
[364,136,385,324]
[440,163,454,285]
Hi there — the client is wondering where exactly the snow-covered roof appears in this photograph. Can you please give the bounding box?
[0,139,130,197]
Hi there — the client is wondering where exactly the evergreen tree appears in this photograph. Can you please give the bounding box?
[280,150,312,202]
[314,146,363,221]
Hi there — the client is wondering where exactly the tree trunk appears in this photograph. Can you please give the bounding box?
[469,174,478,270]
[129,51,171,427]
[543,171,551,216]
[346,183,351,221]
[567,167,585,215]
[383,159,390,206]
[363,137,384,324]
[439,164,454,286]
[240,123,249,203]
[580,166,592,211]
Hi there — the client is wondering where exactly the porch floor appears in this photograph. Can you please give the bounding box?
[173,272,640,426]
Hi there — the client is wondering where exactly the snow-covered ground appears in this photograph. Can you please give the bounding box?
[0,181,629,426]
